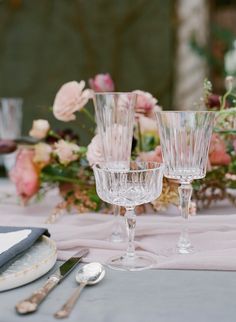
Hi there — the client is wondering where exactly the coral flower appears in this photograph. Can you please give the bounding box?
[10,149,40,204]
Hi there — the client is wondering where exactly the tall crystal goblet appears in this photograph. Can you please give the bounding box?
[93,161,164,271]
[155,111,215,254]
[93,92,136,242]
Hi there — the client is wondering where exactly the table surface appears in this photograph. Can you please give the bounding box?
[1,262,236,322]
[0,179,236,322]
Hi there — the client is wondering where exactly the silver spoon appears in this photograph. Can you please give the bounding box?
[54,262,105,319]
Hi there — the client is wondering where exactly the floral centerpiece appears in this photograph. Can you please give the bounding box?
[192,77,236,207]
[9,73,236,221]
[9,74,175,222]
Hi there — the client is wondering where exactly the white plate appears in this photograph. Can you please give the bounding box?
[0,236,57,292]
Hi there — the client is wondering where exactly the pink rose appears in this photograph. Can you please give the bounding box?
[87,124,133,166]
[10,149,39,203]
[86,134,104,166]
[89,73,115,92]
[133,90,161,117]
[139,146,163,163]
[53,81,92,122]
[209,133,231,166]
[54,140,80,165]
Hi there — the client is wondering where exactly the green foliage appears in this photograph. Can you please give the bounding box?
[41,163,82,185]
[141,133,159,152]
[39,145,101,212]
[190,23,235,76]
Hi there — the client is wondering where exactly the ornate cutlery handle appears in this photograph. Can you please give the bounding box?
[54,283,86,319]
[15,276,60,314]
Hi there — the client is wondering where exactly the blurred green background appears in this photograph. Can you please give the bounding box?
[0,0,175,144]
[1,0,236,145]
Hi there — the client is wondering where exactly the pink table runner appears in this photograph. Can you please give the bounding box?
[0,179,236,270]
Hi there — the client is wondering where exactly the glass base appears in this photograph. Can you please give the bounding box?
[177,233,193,254]
[109,232,126,243]
[107,253,155,271]
[176,243,194,254]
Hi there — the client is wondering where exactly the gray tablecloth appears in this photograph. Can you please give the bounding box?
[1,262,236,322]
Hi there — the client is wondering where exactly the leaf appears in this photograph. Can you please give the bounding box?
[40,163,82,185]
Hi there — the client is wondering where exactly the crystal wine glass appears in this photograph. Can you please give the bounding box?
[155,111,215,254]
[93,92,136,242]
[93,161,164,271]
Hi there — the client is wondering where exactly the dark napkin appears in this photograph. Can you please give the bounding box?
[0,226,50,272]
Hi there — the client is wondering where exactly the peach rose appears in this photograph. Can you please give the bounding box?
[87,125,133,166]
[209,133,231,166]
[89,73,115,92]
[139,146,163,163]
[86,134,104,166]
[34,143,52,165]
[133,90,161,117]
[29,119,50,139]
[10,149,40,203]
[53,81,92,122]
[54,140,80,165]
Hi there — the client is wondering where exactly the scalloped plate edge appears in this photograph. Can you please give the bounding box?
[0,236,57,292]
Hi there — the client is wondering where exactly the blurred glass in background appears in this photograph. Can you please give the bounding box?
[0,98,23,172]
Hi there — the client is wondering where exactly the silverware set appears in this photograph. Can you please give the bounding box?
[55,262,105,319]
[15,248,105,319]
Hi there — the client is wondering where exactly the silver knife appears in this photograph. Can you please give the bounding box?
[15,248,89,315]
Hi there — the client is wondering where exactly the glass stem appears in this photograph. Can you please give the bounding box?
[125,207,136,258]
[112,205,122,238]
[178,183,193,253]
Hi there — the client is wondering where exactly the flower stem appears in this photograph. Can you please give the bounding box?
[221,88,232,110]
[82,108,95,124]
